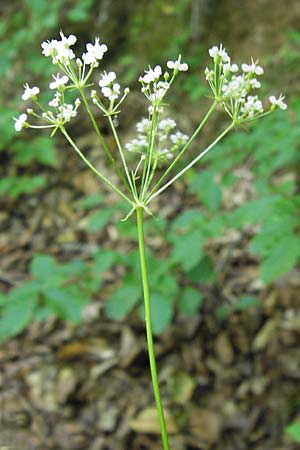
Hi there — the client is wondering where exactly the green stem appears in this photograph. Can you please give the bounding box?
[79,88,131,193]
[107,115,137,198]
[60,126,133,205]
[136,207,170,450]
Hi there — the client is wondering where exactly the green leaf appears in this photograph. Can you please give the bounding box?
[260,235,300,284]
[234,296,260,311]
[0,175,46,197]
[189,170,222,213]
[149,292,173,334]
[77,194,104,209]
[286,422,300,443]
[87,209,115,232]
[226,196,280,228]
[105,280,141,319]
[30,254,57,279]
[170,230,204,271]
[0,294,37,341]
[249,215,297,257]
[45,288,88,323]
[178,287,203,316]
[12,136,57,167]
[186,255,216,282]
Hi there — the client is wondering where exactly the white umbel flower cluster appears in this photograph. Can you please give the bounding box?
[205,44,287,122]
[99,71,120,101]
[139,55,188,112]
[125,116,188,162]
[82,37,108,66]
[41,32,77,64]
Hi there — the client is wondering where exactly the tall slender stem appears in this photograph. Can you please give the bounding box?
[136,207,170,450]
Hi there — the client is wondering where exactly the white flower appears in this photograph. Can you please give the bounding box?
[222,75,247,99]
[209,44,230,63]
[269,94,287,110]
[48,91,62,107]
[167,55,188,72]
[58,103,78,121]
[141,65,162,84]
[22,84,40,101]
[241,95,263,118]
[14,113,27,131]
[223,63,238,73]
[41,32,77,64]
[82,37,108,66]
[125,137,148,153]
[59,31,77,46]
[249,78,261,89]
[205,67,214,81]
[49,73,69,89]
[159,118,176,131]
[99,71,116,87]
[170,131,189,145]
[136,118,151,134]
[242,60,264,75]
[101,83,120,101]
[149,88,166,103]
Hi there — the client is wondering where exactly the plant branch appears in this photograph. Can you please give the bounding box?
[60,126,133,205]
[147,121,234,204]
[79,88,131,193]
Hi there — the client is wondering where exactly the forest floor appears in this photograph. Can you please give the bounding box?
[1,103,300,450]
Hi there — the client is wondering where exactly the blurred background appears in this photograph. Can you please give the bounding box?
[1,1,300,449]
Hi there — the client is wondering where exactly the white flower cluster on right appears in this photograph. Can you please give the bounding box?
[206,44,287,123]
[125,116,188,163]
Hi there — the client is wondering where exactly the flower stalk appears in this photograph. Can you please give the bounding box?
[136,206,170,450]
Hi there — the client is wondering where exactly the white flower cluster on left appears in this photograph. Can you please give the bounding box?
[14,31,130,133]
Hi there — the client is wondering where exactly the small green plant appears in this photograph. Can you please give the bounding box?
[285,421,300,443]
[12,32,286,450]
[0,251,117,341]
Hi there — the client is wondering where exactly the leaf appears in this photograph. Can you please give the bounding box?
[186,255,216,282]
[12,136,57,167]
[30,254,57,279]
[170,230,204,271]
[149,292,173,334]
[286,422,300,443]
[45,288,88,323]
[105,280,141,319]
[189,170,222,213]
[249,215,297,257]
[87,209,115,232]
[178,287,203,316]
[0,294,37,341]
[77,194,104,209]
[226,196,280,228]
[260,235,300,284]
[234,296,260,311]
[0,175,46,197]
